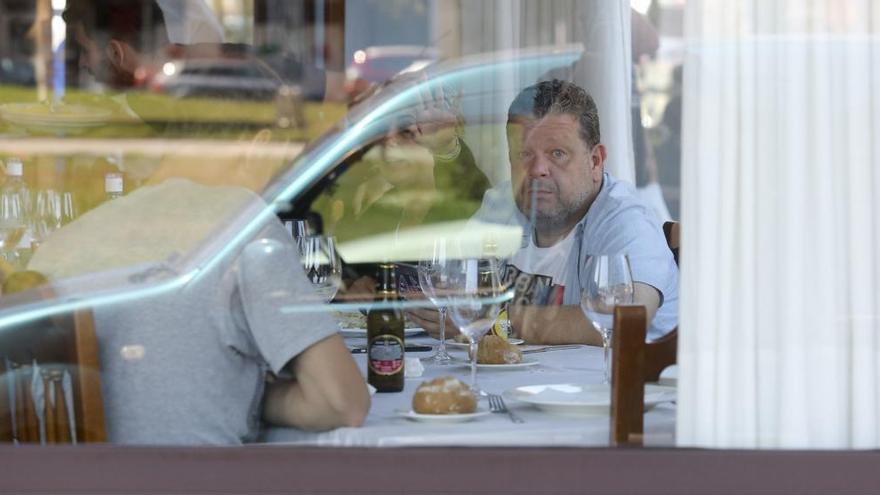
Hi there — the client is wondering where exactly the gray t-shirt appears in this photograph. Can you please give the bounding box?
[30,179,338,444]
[475,173,678,340]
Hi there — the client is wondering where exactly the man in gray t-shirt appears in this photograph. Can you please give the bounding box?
[30,179,370,444]
[409,80,678,344]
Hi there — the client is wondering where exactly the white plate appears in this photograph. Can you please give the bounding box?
[396,408,491,423]
[340,327,425,338]
[451,357,540,370]
[0,103,111,133]
[503,383,676,416]
[657,365,678,387]
[445,338,524,349]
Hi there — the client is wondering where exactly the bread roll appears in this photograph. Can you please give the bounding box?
[477,334,522,364]
[412,376,477,414]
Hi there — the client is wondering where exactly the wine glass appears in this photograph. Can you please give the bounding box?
[60,192,78,226]
[30,189,62,248]
[446,256,506,395]
[0,185,26,265]
[418,238,453,365]
[580,254,634,384]
[298,235,343,301]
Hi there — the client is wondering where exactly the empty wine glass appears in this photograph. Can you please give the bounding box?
[580,254,634,384]
[30,189,62,247]
[60,192,77,226]
[418,238,452,365]
[446,256,506,396]
[298,235,343,301]
[0,185,26,265]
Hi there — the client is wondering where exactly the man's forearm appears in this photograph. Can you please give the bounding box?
[511,305,603,345]
[263,378,363,431]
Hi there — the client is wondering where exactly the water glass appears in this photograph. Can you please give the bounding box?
[580,254,634,384]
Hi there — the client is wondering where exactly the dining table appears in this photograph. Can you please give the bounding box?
[261,333,677,447]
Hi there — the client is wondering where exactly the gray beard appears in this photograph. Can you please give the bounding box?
[516,188,592,237]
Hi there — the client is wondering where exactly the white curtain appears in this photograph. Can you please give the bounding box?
[677,0,880,449]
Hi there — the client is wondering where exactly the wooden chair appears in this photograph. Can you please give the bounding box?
[609,221,679,446]
[0,288,106,444]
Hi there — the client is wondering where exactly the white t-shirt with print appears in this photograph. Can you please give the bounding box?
[506,227,576,306]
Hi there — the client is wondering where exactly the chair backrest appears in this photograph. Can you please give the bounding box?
[609,221,680,446]
[0,301,106,444]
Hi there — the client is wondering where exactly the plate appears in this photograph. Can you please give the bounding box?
[445,337,524,349]
[340,327,425,338]
[451,357,540,370]
[0,102,111,134]
[657,365,678,387]
[503,383,675,416]
[396,408,490,423]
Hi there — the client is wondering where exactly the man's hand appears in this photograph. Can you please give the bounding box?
[406,307,461,340]
[409,78,462,157]
[333,275,376,303]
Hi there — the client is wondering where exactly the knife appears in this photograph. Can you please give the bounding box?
[521,344,585,354]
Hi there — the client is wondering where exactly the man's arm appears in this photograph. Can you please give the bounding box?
[262,334,370,431]
[512,282,661,345]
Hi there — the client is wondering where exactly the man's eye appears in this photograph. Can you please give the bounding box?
[551,149,567,159]
[517,150,533,160]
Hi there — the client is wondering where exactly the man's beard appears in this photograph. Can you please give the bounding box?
[515,180,592,233]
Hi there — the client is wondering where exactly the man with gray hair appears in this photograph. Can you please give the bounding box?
[410,79,678,344]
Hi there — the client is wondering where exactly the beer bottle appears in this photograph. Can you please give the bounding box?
[367,263,405,392]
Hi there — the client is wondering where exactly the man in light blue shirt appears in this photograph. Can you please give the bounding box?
[411,80,678,344]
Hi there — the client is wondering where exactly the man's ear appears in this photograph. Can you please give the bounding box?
[106,40,139,73]
[590,143,607,179]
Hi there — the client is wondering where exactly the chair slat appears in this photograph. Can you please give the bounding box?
[610,305,647,446]
[53,374,71,444]
[0,361,12,442]
[17,366,39,443]
[43,372,56,444]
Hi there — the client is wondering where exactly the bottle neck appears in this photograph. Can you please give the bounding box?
[375,264,398,299]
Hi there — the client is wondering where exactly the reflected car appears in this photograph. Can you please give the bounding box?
[149,57,295,101]
[344,45,439,99]
[1,44,584,352]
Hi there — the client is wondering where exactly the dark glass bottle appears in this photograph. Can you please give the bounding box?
[367,264,405,392]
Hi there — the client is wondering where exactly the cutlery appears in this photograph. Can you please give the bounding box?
[522,344,585,354]
[487,394,524,423]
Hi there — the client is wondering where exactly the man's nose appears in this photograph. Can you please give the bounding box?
[525,154,551,178]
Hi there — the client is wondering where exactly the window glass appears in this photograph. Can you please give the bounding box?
[2,0,873,456]
[0,0,675,449]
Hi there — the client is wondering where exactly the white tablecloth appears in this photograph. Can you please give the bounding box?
[261,337,676,447]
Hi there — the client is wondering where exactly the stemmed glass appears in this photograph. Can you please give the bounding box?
[580,254,634,384]
[446,256,506,396]
[0,185,26,265]
[418,238,452,365]
[298,235,343,302]
[60,192,77,226]
[30,189,62,248]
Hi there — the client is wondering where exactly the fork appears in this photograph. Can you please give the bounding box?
[487,394,524,423]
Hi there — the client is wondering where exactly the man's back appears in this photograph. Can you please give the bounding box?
[29,179,343,444]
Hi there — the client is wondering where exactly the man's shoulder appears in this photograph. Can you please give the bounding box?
[585,174,657,230]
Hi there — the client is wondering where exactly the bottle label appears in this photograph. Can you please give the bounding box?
[105,174,124,193]
[368,335,404,375]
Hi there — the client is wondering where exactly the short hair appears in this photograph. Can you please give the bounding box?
[507,79,601,148]
[63,0,167,50]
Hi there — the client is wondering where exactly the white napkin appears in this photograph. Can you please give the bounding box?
[404,357,424,378]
